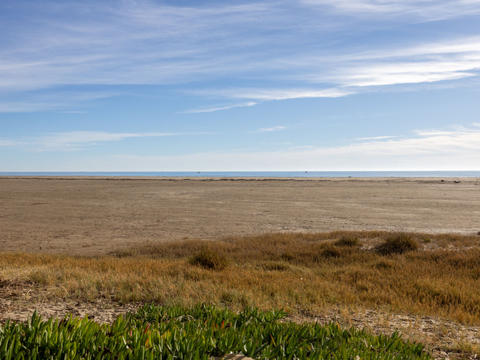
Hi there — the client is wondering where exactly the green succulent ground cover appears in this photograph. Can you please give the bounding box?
[0,304,430,359]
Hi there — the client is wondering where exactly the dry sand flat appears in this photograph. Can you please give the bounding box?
[0,177,479,255]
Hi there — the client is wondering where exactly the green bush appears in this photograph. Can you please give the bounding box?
[375,233,419,255]
[189,248,228,270]
[0,304,431,359]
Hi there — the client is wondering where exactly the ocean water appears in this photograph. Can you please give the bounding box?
[1,171,480,178]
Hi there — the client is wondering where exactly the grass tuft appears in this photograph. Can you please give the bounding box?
[334,235,360,247]
[189,248,228,270]
[375,233,419,255]
[320,246,342,259]
[261,262,290,271]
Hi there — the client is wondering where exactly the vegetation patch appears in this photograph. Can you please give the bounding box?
[319,245,342,259]
[335,235,360,247]
[375,233,419,255]
[2,231,480,324]
[189,248,228,271]
[260,262,290,271]
[0,304,430,359]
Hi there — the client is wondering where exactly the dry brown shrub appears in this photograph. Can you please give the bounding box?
[375,233,419,255]
[319,246,342,259]
[189,248,228,271]
[334,236,360,247]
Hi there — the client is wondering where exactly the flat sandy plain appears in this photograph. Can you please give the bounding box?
[1,176,479,255]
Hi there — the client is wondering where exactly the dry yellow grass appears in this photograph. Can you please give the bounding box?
[1,231,480,325]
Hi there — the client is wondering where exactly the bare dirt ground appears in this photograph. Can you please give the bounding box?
[1,177,480,359]
[0,177,479,255]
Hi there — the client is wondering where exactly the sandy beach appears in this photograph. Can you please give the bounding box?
[1,176,479,255]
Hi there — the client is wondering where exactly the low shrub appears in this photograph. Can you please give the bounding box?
[320,246,342,259]
[375,233,419,255]
[189,248,228,270]
[334,236,359,247]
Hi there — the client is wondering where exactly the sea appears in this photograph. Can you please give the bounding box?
[1,171,480,178]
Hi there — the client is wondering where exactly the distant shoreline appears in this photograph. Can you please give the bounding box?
[1,170,480,179]
[0,176,479,182]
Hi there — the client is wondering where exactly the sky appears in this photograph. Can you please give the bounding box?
[1,0,480,171]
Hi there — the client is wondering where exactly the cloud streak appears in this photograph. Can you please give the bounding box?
[256,126,287,133]
[300,0,480,20]
[181,102,257,114]
[0,131,210,151]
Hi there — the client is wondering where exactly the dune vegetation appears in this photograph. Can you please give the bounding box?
[0,304,432,359]
[1,231,479,325]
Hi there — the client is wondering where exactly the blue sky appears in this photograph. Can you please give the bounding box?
[1,0,480,171]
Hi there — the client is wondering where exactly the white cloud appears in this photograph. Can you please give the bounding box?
[36,131,181,151]
[195,88,352,101]
[298,37,480,88]
[181,102,257,114]
[256,126,287,132]
[14,125,478,171]
[0,0,479,113]
[191,36,480,103]
[0,140,20,147]
[1,131,210,151]
[300,0,480,20]
[0,90,120,113]
[0,1,275,93]
[356,135,397,141]
[339,61,479,87]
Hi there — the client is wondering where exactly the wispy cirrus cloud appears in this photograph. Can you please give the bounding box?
[300,0,480,20]
[356,135,397,141]
[295,37,480,88]
[1,0,480,114]
[192,88,352,102]
[181,102,257,114]
[188,36,480,109]
[0,1,275,93]
[256,126,287,133]
[0,140,21,147]
[0,90,120,113]
[0,130,210,151]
